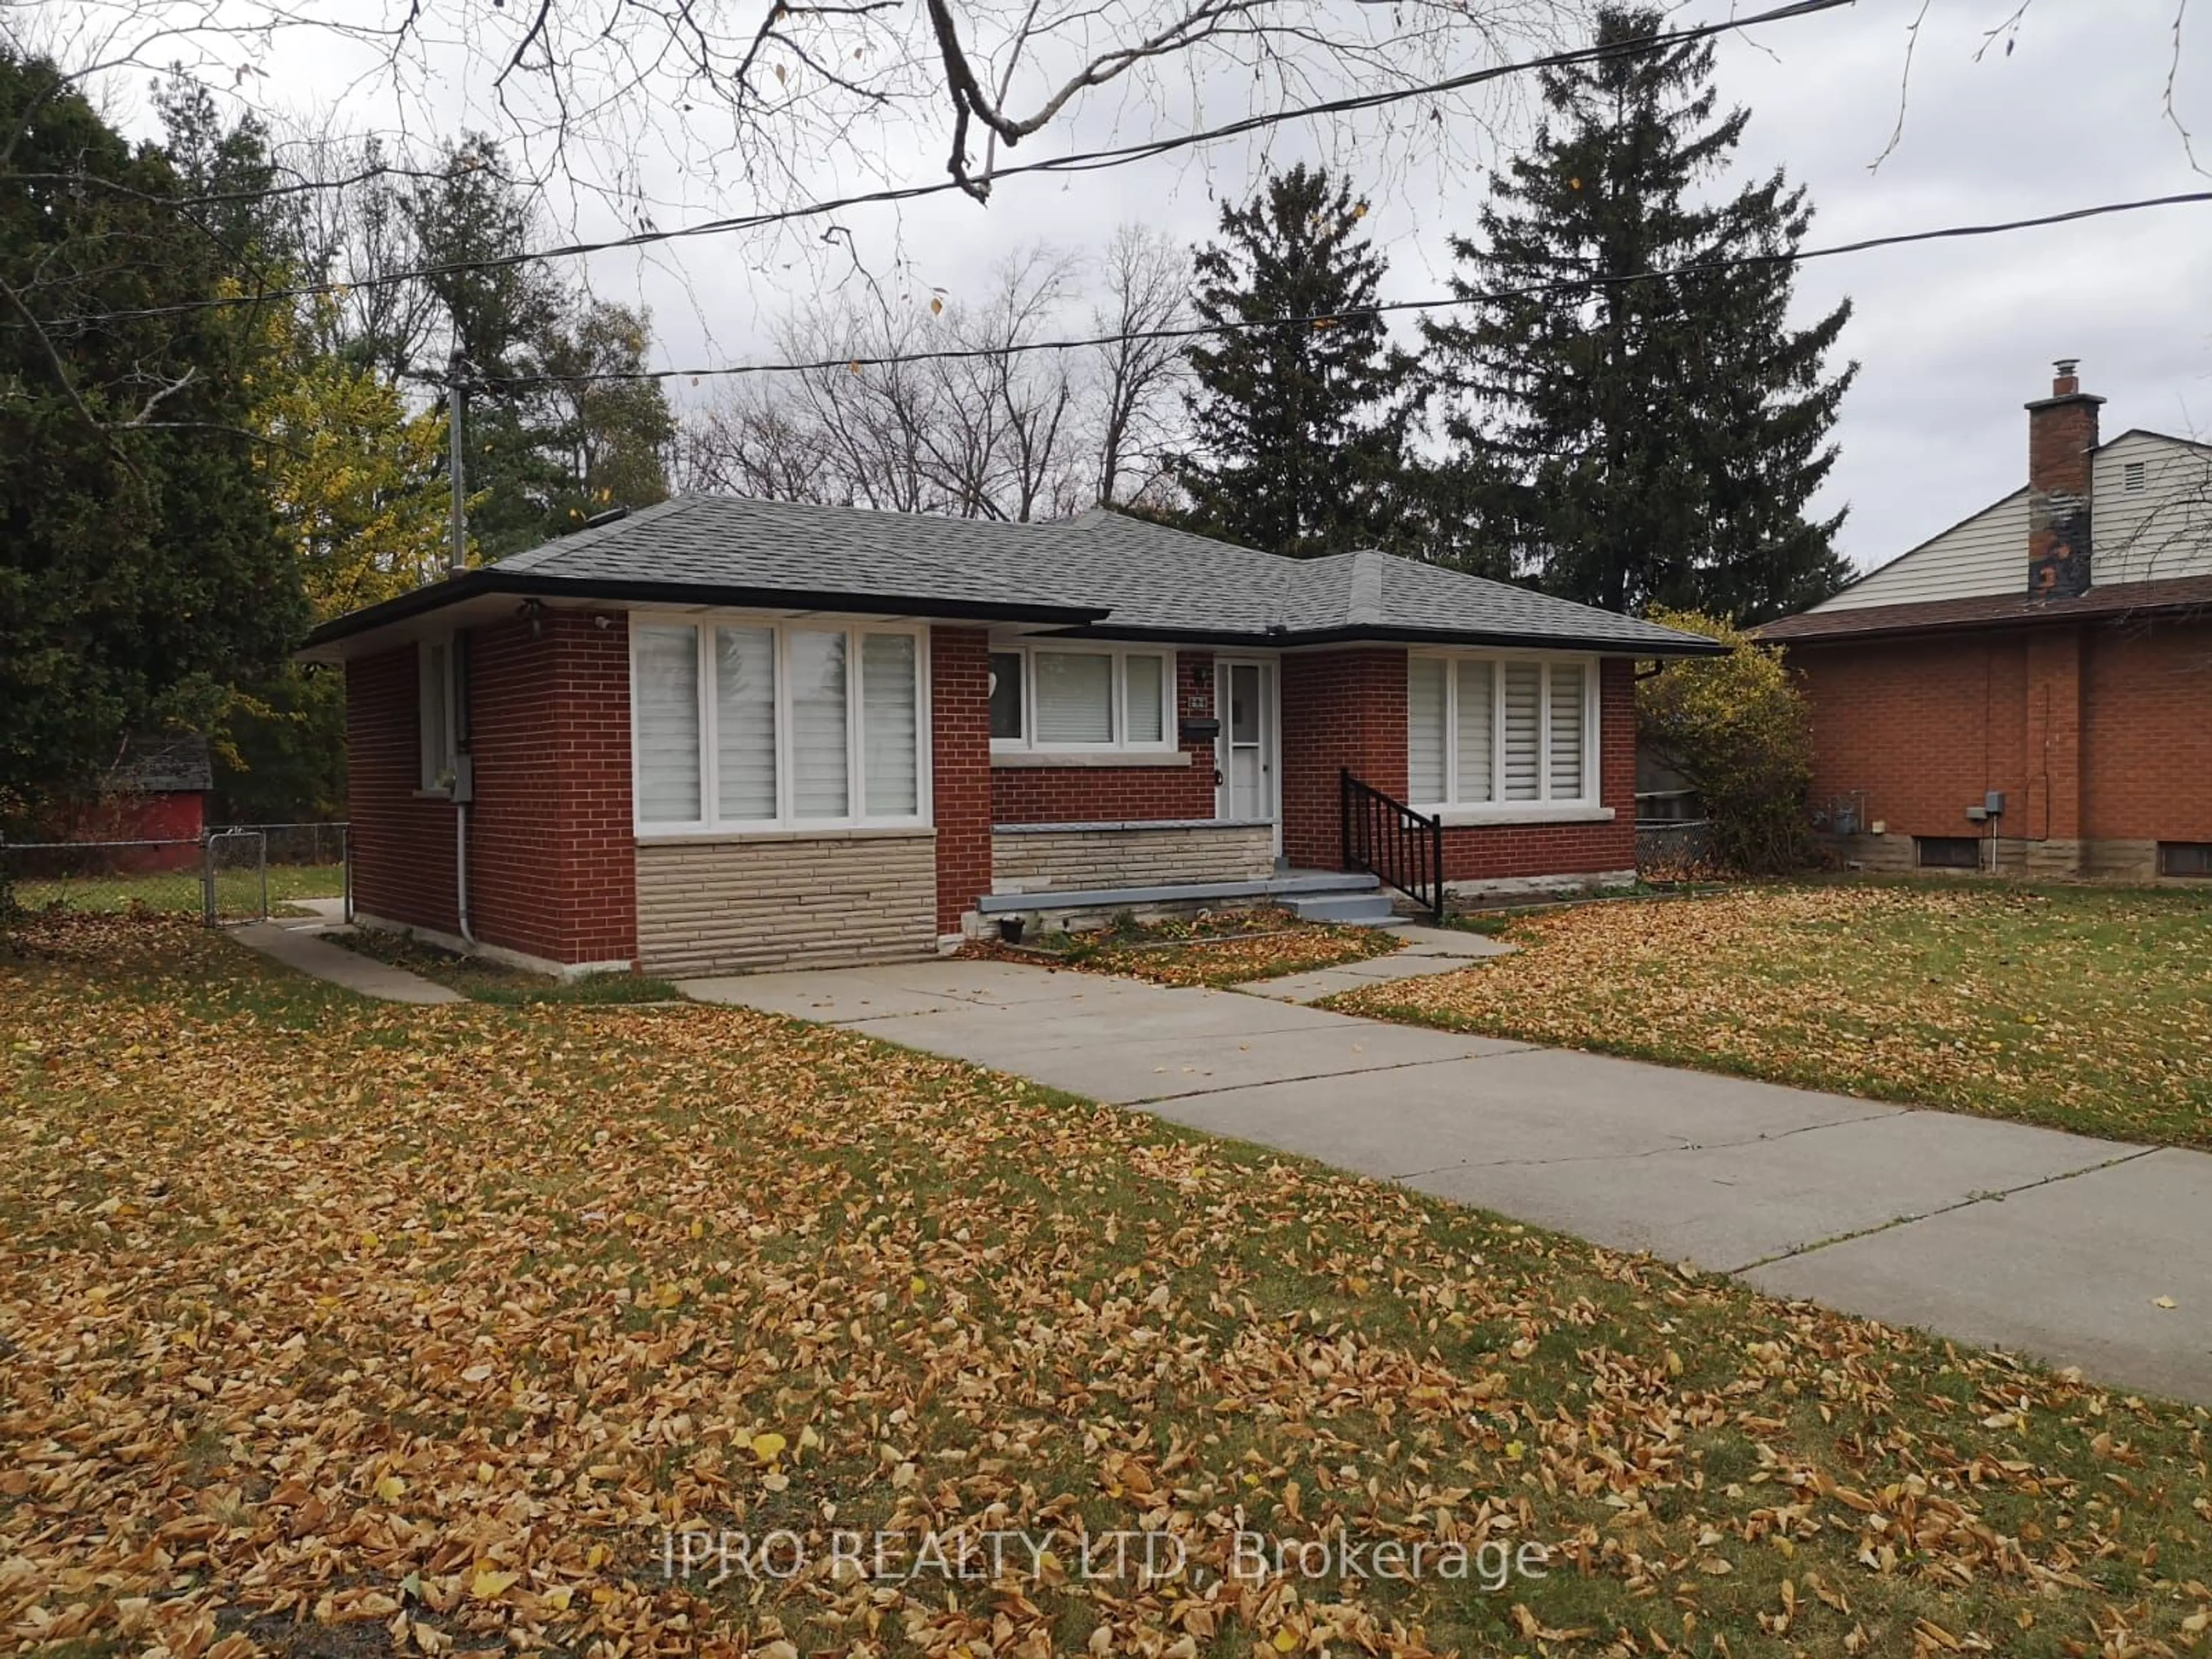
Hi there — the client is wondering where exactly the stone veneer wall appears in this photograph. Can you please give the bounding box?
[990,821,1277,894]
[635,832,936,975]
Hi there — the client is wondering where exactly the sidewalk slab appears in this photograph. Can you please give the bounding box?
[1747,1147,2212,1402]
[683,956,2212,1404]
[233,922,463,1005]
[1384,924,1517,958]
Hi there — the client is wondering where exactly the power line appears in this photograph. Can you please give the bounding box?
[483,188,2212,388]
[35,0,1851,328]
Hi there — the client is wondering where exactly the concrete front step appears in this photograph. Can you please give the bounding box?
[1286,892,1398,926]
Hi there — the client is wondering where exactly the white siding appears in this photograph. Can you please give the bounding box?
[1815,490,2031,610]
[2092,431,2212,585]
[1814,431,2212,611]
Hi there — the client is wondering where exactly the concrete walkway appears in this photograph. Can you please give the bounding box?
[233,917,463,1005]
[681,955,2212,1404]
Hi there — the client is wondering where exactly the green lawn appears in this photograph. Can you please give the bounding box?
[328,924,685,1004]
[12,860,345,916]
[1341,879,2212,1149]
[2,910,2208,1657]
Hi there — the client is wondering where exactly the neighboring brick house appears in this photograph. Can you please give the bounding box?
[303,499,1719,977]
[1763,362,2212,881]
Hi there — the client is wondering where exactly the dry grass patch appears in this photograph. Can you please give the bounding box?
[3,912,2210,1658]
[1342,881,2212,1149]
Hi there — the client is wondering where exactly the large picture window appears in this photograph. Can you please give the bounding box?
[1408,654,1597,813]
[990,644,1176,753]
[631,617,927,831]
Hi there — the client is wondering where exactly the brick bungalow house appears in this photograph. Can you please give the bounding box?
[302,499,1721,977]
[1763,362,2212,880]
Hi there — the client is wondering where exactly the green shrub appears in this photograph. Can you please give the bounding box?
[1638,609,1816,875]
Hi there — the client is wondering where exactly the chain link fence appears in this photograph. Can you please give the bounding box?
[1637,818,1715,882]
[1,823,349,925]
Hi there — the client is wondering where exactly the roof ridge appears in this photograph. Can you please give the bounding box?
[497,495,692,570]
[1344,549,1387,627]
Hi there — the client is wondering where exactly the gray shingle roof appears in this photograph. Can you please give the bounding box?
[308,495,1723,656]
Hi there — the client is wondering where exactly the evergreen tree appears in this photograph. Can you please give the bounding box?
[1424,6,1855,622]
[407,137,569,559]
[0,52,306,835]
[1176,165,1416,559]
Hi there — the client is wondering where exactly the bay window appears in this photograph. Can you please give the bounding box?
[1408,653,1597,813]
[990,644,1176,753]
[632,617,927,831]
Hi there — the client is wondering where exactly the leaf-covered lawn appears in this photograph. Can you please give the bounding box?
[1340,881,2212,1150]
[4,914,2210,1659]
[991,907,1399,988]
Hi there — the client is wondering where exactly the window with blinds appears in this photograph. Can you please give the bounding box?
[1035,651,1115,744]
[632,619,926,830]
[1406,654,1595,809]
[1407,657,1446,802]
[988,646,1176,753]
[635,626,703,823]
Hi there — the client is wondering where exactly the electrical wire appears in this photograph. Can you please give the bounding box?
[29,0,1852,327]
[478,188,2212,387]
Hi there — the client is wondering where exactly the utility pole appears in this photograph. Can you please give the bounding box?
[447,347,469,577]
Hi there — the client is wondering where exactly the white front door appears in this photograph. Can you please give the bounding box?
[1215,659,1277,836]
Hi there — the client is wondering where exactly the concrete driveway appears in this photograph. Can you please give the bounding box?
[681,957,2212,1404]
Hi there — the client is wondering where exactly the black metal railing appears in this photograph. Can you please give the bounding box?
[1340,769,1445,920]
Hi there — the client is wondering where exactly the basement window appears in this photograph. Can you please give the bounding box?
[2157,842,2212,877]
[2123,460,2148,493]
[1915,836,1981,870]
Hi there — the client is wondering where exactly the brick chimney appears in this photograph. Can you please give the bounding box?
[2025,358,2103,597]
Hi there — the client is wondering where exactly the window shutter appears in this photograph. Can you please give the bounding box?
[1454,660,1494,802]
[1548,664,1586,799]
[1407,657,1446,802]
[714,626,777,820]
[1035,652,1114,744]
[789,629,849,817]
[1501,662,1541,800]
[1124,654,1165,744]
[634,626,702,823]
[861,633,919,816]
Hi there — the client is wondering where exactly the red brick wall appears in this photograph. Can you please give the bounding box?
[1279,649,1633,881]
[346,644,461,934]
[344,612,637,965]
[1789,618,2212,848]
[1281,649,1408,868]
[990,652,1218,824]
[2081,618,2212,841]
[931,627,993,933]
[1789,632,2032,837]
[1440,656,1637,882]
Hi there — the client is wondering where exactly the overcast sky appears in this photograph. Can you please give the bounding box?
[120,0,2212,573]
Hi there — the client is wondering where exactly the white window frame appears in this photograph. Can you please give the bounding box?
[418,636,457,794]
[629,612,932,835]
[1407,650,1605,823]
[988,642,1178,756]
